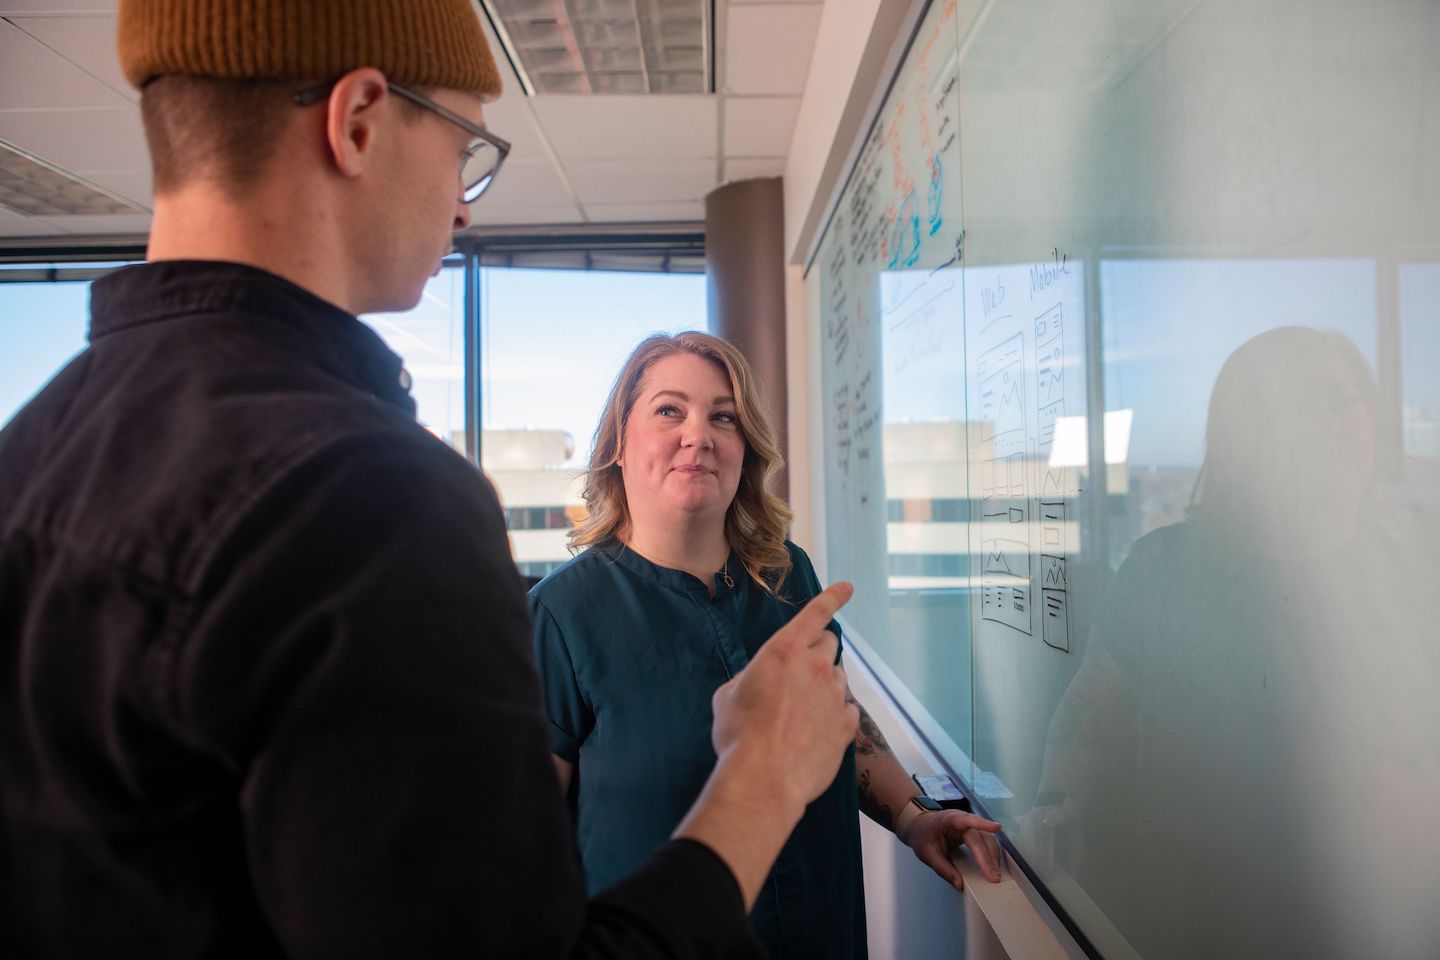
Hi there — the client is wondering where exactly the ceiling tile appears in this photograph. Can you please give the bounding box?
[474,159,575,209]
[722,96,799,156]
[723,157,785,181]
[477,96,553,167]
[0,106,147,175]
[27,212,150,235]
[723,4,822,96]
[0,20,130,110]
[8,14,132,102]
[0,208,63,238]
[563,158,717,204]
[74,168,151,206]
[531,96,717,160]
[472,204,586,227]
[582,201,705,223]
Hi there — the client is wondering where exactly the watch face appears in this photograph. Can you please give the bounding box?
[912,795,944,812]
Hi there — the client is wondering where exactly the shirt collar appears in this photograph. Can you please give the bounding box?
[604,540,744,601]
[89,260,415,413]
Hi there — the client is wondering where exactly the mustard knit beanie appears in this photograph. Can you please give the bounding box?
[117,0,503,99]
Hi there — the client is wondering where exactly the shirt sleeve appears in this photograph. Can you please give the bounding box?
[174,435,761,960]
[529,594,593,763]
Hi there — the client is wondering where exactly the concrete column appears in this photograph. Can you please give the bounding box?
[706,176,789,501]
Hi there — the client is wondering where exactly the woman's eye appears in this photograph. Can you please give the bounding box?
[656,404,679,417]
[713,412,737,424]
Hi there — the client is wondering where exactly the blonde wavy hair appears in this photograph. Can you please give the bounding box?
[570,331,794,595]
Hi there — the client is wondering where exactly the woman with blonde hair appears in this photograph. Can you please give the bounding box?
[528,331,1001,958]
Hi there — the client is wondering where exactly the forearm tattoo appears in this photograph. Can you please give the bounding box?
[855,707,900,831]
[855,706,893,758]
[857,767,897,833]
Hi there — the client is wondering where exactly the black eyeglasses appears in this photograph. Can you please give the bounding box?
[293,79,511,202]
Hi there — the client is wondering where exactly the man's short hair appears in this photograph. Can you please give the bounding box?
[140,76,296,196]
[140,76,439,196]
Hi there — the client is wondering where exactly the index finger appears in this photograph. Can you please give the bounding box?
[774,581,853,652]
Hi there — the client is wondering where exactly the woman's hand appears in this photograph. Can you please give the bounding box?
[899,808,1003,889]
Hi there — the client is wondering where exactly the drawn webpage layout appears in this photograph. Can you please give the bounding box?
[966,257,1083,654]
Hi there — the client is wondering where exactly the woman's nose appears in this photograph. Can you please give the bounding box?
[681,417,714,449]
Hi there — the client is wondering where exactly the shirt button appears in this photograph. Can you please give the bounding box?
[398,367,413,391]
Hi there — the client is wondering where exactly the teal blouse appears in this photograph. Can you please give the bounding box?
[529,540,867,960]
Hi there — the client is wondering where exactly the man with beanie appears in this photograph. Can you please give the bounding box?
[0,2,859,957]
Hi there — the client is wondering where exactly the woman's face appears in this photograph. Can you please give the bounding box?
[619,352,747,526]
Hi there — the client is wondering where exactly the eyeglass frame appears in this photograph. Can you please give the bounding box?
[292,78,511,202]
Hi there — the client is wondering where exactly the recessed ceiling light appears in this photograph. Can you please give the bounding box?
[479,0,712,95]
[0,140,147,218]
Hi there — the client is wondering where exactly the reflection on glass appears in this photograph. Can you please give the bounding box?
[1029,325,1437,959]
[879,265,973,747]
[1098,259,1379,567]
[1399,264,1440,466]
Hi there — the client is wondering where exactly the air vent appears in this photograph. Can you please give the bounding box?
[0,140,145,217]
[480,0,712,95]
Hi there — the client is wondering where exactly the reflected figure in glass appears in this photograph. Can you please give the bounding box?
[1026,326,1438,959]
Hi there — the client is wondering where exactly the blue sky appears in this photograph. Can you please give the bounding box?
[0,283,90,427]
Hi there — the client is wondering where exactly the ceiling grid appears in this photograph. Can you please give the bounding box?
[0,0,824,241]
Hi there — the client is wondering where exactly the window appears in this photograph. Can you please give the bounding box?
[0,276,97,430]
[479,266,707,574]
[361,262,466,450]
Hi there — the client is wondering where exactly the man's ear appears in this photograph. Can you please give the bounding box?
[325,67,390,180]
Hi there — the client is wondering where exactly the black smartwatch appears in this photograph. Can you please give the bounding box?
[910,773,974,813]
[910,793,973,813]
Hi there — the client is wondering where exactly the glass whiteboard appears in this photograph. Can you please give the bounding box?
[808,1,1440,957]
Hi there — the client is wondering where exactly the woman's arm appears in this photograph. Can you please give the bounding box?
[553,756,574,794]
[852,692,1003,888]
[853,701,921,832]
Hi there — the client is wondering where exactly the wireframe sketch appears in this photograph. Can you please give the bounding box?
[1035,303,1065,445]
[978,333,1027,457]
[1042,589,1069,653]
[1039,501,1071,652]
[978,332,1033,635]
